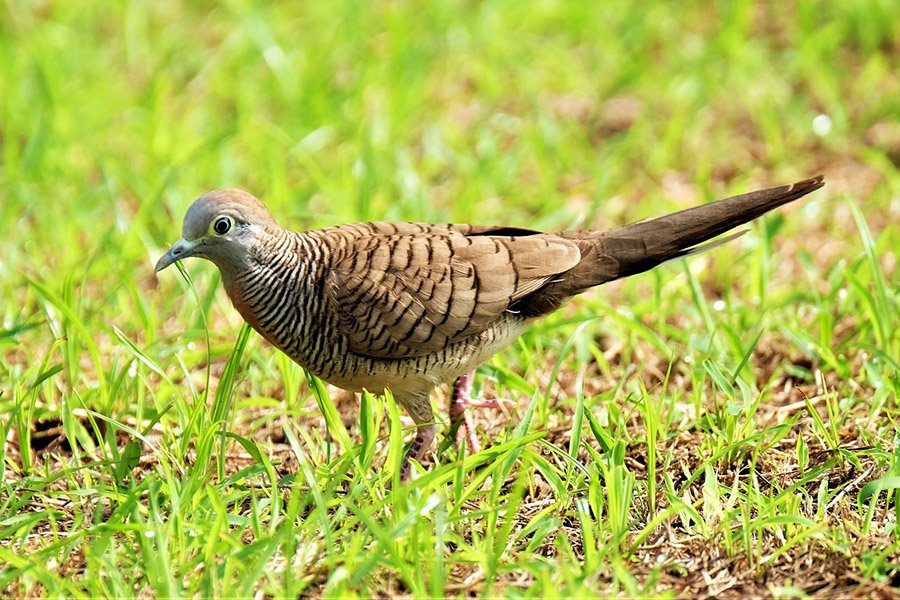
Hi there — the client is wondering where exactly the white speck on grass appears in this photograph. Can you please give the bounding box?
[331,566,349,584]
[421,493,442,516]
[128,363,137,378]
[352,157,365,178]
[812,114,832,136]
[187,341,195,350]
[263,46,286,73]
[144,530,155,538]
[838,288,848,300]
[294,126,335,154]
[712,299,726,311]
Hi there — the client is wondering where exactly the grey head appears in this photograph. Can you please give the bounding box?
[154,188,282,274]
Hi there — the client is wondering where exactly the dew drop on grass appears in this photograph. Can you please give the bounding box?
[128,363,137,378]
[812,114,832,136]
[187,341,195,350]
[712,299,726,311]
[838,288,848,300]
[144,530,155,538]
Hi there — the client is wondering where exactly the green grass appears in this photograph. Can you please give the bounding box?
[2,0,898,596]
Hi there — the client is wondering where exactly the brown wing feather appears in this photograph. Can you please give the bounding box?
[326,224,581,359]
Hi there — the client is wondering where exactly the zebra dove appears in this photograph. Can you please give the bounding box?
[155,175,824,479]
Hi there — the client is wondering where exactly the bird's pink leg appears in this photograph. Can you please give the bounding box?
[400,424,435,481]
[449,371,503,453]
[395,391,437,481]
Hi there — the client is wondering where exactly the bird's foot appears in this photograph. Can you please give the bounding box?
[399,424,435,481]
[448,371,509,454]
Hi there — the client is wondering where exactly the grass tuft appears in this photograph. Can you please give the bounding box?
[2,0,898,596]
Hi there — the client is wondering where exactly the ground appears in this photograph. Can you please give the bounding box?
[1,0,899,597]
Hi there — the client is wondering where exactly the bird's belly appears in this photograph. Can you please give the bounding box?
[315,316,533,395]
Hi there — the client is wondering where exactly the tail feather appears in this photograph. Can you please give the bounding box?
[512,175,825,317]
[592,175,824,280]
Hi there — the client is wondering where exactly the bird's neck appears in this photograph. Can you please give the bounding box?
[220,231,330,356]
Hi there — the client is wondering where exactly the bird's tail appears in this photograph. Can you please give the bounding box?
[514,175,825,317]
[588,175,825,281]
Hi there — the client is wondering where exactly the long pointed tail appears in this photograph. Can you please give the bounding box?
[592,175,825,281]
[511,175,825,317]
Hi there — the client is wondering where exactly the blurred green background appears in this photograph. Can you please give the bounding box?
[1,0,898,596]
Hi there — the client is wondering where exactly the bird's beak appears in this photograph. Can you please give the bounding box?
[155,238,199,273]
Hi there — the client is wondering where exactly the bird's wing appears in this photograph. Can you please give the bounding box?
[325,223,581,359]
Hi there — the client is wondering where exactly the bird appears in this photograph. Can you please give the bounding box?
[155,175,825,479]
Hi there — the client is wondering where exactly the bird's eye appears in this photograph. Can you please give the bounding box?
[211,216,233,236]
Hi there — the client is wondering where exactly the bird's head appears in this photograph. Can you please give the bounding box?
[154,188,281,274]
